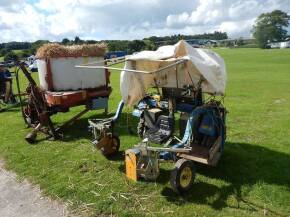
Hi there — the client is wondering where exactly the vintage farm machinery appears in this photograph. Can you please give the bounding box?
[16,43,112,143]
[88,100,124,156]
[80,40,227,193]
[121,40,227,193]
[126,98,226,192]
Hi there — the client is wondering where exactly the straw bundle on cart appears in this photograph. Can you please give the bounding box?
[36,43,107,59]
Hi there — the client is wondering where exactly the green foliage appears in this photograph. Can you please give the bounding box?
[74,36,82,44]
[143,39,156,50]
[107,40,129,52]
[20,49,32,58]
[127,40,146,53]
[146,31,228,45]
[252,10,290,49]
[0,42,31,50]
[0,42,32,58]
[0,48,9,57]
[4,51,18,61]
[61,38,70,45]
[29,40,50,54]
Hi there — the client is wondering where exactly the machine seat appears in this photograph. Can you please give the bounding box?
[144,115,174,144]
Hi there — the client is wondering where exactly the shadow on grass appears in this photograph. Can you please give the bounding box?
[0,102,22,113]
[51,112,138,142]
[106,151,125,162]
[160,142,290,216]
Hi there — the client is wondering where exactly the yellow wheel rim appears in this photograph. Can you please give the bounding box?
[180,166,192,188]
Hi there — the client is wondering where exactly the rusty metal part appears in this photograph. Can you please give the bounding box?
[95,133,120,156]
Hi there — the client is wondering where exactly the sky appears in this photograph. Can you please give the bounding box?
[0,0,289,42]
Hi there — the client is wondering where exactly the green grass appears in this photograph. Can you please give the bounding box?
[0,48,290,216]
[0,56,3,61]
[12,49,24,54]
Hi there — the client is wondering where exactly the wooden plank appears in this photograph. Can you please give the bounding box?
[209,136,221,161]
[209,152,221,166]
[178,152,222,166]
[178,153,209,165]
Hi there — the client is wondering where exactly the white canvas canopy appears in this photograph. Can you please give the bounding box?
[120,40,227,107]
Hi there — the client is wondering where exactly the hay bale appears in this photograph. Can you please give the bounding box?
[36,43,107,59]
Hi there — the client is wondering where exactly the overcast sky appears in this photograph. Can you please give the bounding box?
[0,0,289,42]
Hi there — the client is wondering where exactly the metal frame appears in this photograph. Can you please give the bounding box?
[75,57,188,74]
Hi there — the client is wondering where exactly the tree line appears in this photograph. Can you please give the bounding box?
[0,31,227,61]
[1,9,289,62]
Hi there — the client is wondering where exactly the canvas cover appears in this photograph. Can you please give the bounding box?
[120,40,226,107]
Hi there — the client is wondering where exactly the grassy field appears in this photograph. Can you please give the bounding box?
[0,48,289,217]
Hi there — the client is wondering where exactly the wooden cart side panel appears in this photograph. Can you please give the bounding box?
[178,152,221,166]
[209,136,222,161]
[178,136,222,166]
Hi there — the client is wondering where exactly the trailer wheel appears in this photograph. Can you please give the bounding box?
[100,135,120,157]
[170,159,195,193]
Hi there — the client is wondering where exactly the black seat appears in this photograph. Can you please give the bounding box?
[144,115,174,144]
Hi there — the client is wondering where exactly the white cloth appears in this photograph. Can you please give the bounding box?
[120,40,226,107]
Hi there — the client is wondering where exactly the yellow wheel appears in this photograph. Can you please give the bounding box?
[170,159,195,193]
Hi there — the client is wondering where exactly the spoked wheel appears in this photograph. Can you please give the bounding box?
[170,159,195,193]
[97,135,120,157]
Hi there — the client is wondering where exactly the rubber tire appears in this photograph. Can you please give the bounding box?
[102,135,120,157]
[170,159,195,193]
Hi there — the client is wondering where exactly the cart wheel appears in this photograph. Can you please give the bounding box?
[170,159,195,193]
[100,135,120,157]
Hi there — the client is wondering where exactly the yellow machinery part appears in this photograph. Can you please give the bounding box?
[179,166,193,188]
[125,150,138,181]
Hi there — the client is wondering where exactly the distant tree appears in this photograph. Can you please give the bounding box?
[61,38,70,44]
[74,36,82,44]
[0,48,9,57]
[107,40,130,52]
[144,31,228,46]
[29,40,49,54]
[4,42,31,50]
[4,51,18,61]
[252,10,289,48]
[86,40,98,44]
[143,39,156,50]
[127,40,146,53]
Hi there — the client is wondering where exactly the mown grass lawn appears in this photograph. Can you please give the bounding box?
[0,48,289,217]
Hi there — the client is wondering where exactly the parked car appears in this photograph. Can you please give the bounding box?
[28,60,38,72]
